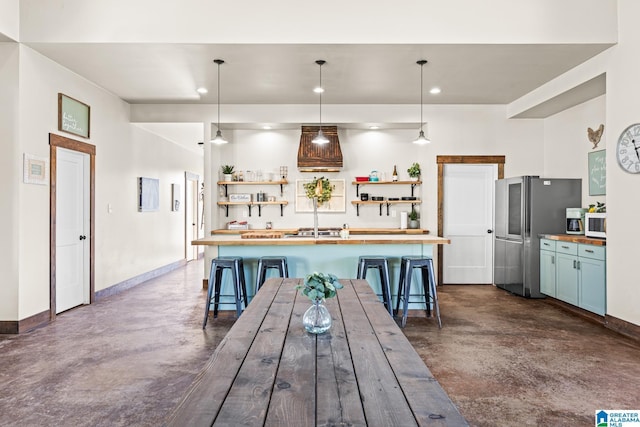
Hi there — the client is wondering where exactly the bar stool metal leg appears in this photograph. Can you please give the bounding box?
[400,259,413,328]
[202,263,217,329]
[426,259,442,328]
[395,258,407,317]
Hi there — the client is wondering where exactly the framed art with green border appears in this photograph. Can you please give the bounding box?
[588,149,606,196]
[58,93,90,139]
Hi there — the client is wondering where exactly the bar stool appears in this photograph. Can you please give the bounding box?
[394,256,441,329]
[202,256,248,329]
[255,256,289,292]
[357,256,393,316]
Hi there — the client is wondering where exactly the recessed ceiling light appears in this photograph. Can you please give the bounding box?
[369,125,380,130]
[263,125,272,130]
[196,87,208,94]
[313,87,324,93]
[430,87,441,95]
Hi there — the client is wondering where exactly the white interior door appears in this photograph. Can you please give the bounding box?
[443,164,496,284]
[56,148,90,313]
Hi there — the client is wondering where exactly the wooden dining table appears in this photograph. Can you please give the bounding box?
[167,277,468,426]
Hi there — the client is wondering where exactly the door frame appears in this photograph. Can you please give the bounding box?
[49,133,96,320]
[437,155,505,286]
[185,171,200,260]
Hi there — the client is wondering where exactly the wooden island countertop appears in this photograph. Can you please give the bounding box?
[192,233,450,246]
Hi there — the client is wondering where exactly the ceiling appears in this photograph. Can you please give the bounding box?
[26,42,611,148]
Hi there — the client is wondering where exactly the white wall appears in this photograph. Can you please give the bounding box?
[543,95,606,207]
[0,0,19,41]
[0,42,19,319]
[603,0,640,326]
[211,105,543,235]
[18,0,616,44]
[11,46,203,320]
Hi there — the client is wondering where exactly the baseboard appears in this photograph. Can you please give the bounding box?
[96,259,187,300]
[544,297,640,343]
[0,310,50,335]
[542,297,605,326]
[605,315,640,342]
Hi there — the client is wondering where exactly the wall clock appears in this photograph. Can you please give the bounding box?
[617,123,640,173]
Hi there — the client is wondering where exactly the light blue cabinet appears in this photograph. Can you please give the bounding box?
[539,239,556,297]
[577,245,606,316]
[556,242,579,305]
[539,238,606,316]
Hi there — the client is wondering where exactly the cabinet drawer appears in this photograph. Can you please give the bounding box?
[579,244,606,261]
[556,242,578,256]
[540,239,556,252]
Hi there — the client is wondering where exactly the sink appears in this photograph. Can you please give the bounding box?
[296,227,341,237]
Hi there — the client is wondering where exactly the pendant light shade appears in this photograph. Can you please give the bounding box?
[211,59,228,144]
[413,59,431,145]
[312,60,329,145]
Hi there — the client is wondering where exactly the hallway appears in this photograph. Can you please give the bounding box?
[1,259,639,426]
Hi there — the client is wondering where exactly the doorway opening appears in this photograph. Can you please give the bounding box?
[49,134,96,319]
[437,155,505,285]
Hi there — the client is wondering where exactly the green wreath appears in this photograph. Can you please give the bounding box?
[304,177,333,205]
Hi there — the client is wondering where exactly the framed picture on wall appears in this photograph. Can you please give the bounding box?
[138,177,160,212]
[23,153,48,185]
[58,93,91,139]
[588,150,606,196]
[295,179,346,212]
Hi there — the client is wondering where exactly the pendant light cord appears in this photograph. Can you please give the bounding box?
[318,61,323,131]
[217,61,221,130]
[420,63,423,132]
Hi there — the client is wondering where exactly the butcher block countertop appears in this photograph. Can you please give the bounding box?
[211,228,430,235]
[192,233,449,246]
[540,234,606,246]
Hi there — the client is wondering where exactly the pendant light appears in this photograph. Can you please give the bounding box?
[413,59,431,145]
[312,60,329,144]
[211,59,228,144]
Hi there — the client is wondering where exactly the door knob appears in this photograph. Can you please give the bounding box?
[79,235,86,240]
[487,229,493,234]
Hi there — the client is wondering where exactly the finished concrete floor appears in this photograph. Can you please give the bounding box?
[1,259,639,426]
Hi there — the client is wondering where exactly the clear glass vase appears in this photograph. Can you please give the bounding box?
[302,300,332,334]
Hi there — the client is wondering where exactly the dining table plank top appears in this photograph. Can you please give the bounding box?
[167,278,468,427]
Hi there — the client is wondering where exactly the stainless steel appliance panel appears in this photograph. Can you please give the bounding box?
[493,176,581,298]
[494,238,524,295]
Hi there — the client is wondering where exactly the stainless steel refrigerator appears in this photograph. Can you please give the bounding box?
[494,176,581,298]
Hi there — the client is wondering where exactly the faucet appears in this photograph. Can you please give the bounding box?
[313,197,319,239]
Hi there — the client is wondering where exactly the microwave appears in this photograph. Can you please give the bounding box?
[585,212,606,238]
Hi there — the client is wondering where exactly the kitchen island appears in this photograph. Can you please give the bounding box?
[192,231,450,310]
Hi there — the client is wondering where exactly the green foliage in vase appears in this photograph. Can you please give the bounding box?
[407,162,421,178]
[304,177,333,205]
[296,272,343,301]
[408,209,419,221]
[221,165,234,174]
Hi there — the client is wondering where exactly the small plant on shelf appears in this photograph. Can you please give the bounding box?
[221,165,235,174]
[408,209,419,221]
[407,162,421,180]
